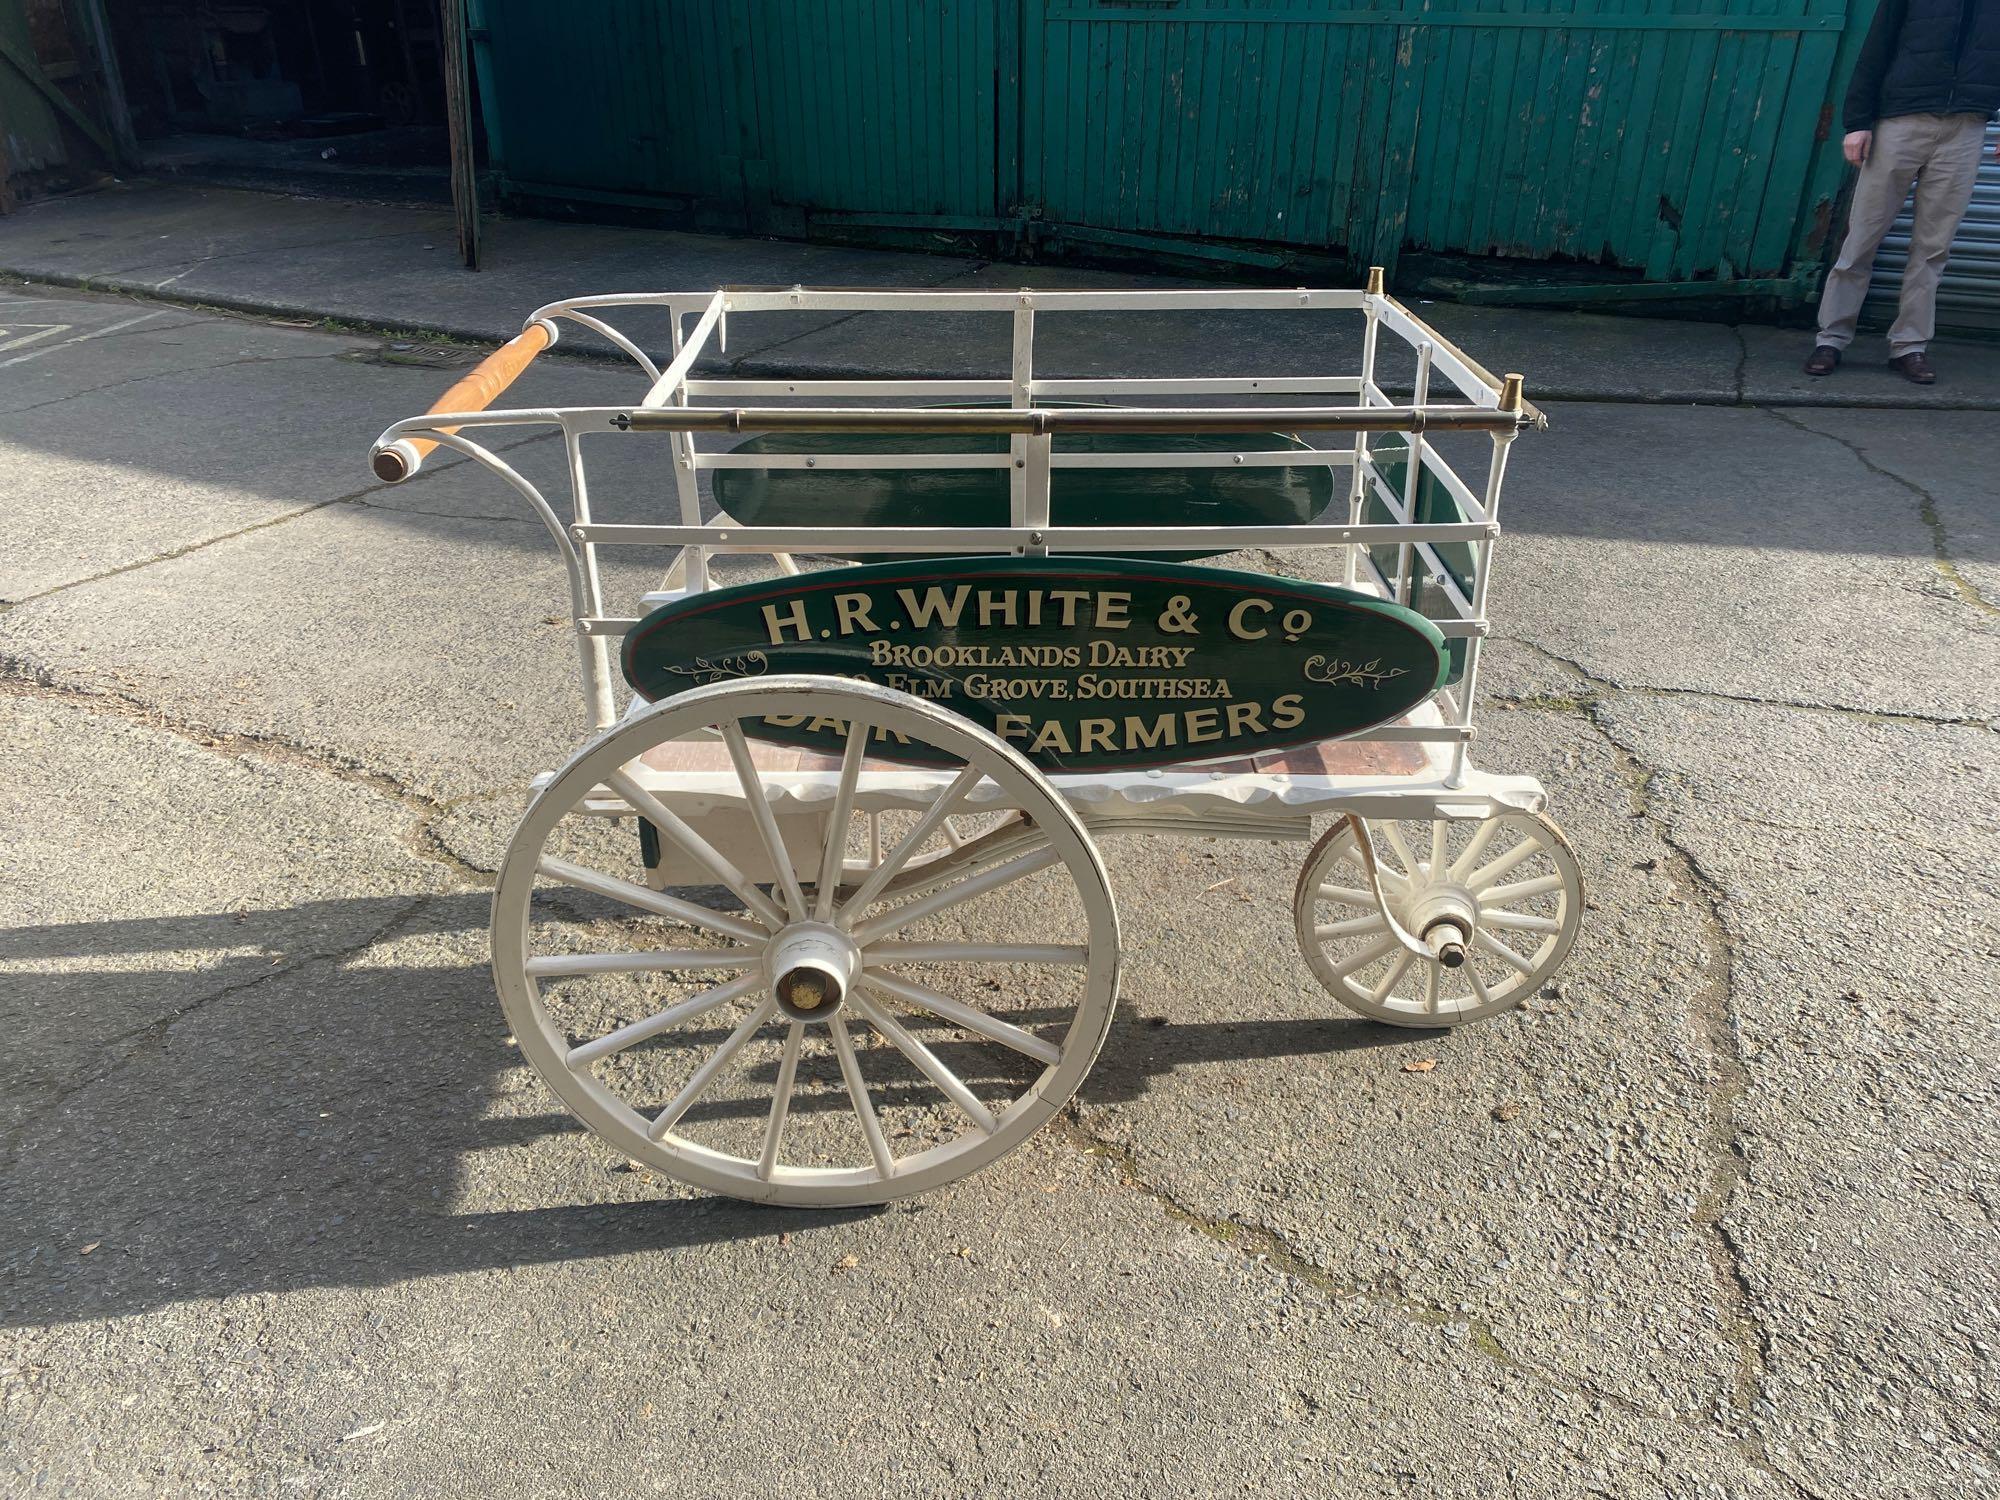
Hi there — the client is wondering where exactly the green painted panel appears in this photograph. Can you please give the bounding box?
[712,423,1336,563]
[622,555,1448,771]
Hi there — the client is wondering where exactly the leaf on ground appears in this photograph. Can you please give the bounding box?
[1402,1057,1438,1074]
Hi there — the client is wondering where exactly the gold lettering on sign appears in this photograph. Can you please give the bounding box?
[898,586,970,628]
[1228,597,1271,640]
[762,599,812,644]
[834,593,879,634]
[664,572,1420,765]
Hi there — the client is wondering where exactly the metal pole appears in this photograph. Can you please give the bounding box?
[1448,372,1524,787]
[1347,265,1385,586]
[1395,339,1433,605]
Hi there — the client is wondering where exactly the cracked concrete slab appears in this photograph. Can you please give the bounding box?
[1584,691,1998,1500]
[0,691,458,1146]
[1769,407,2000,617]
[1493,402,2000,723]
[1,493,663,803]
[6,915,1793,1499]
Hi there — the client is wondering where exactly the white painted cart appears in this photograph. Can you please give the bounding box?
[370,278,1582,1206]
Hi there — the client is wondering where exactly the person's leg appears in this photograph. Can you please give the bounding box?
[1888,114,1987,357]
[1815,115,1928,350]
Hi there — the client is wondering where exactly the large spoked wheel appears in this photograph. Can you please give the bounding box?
[492,677,1120,1206]
[1293,811,1582,1028]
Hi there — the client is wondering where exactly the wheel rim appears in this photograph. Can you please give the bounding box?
[492,677,1119,1206]
[1294,811,1581,1027]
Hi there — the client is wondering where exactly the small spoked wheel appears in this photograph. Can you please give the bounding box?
[1293,810,1582,1028]
[492,677,1119,1206]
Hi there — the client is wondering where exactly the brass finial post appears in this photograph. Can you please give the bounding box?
[1500,372,1525,413]
[1365,265,1385,296]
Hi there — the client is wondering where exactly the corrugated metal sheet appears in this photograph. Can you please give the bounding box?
[1023,0,1848,279]
[1864,120,2000,336]
[472,0,1858,288]
[472,0,1001,225]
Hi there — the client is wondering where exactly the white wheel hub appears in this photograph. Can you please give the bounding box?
[765,923,859,1019]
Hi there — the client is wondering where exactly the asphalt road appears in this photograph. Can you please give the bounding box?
[2,286,1994,1499]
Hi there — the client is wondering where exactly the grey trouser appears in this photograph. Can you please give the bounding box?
[1815,111,1988,356]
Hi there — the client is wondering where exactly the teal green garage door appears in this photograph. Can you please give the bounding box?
[471,0,1004,231]
[471,0,1860,288]
[1020,0,1851,282]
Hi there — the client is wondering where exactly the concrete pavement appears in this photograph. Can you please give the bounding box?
[4,181,2000,409]
[1,280,1995,1499]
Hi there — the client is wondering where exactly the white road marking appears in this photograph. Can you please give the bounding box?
[0,324,71,356]
[0,309,168,370]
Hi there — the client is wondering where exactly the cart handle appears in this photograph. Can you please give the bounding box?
[371,320,560,483]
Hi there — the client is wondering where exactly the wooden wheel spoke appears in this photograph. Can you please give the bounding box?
[1315,914,1386,940]
[646,996,776,1140]
[721,721,807,921]
[1326,932,1400,983]
[862,972,1062,1068]
[528,948,756,979]
[863,941,1087,965]
[1381,821,1421,877]
[536,857,767,943]
[1370,951,1415,1004]
[811,723,871,921]
[1448,818,1501,880]
[1466,962,1494,1008]
[851,993,998,1135]
[1474,929,1537,976]
[609,769,789,929]
[567,972,762,1069]
[1428,819,1448,878]
[849,844,1060,946]
[1334,848,1409,893]
[1423,962,1440,1014]
[1482,909,1559,935]
[829,1015,895,1178]
[757,1023,805,1182]
[835,765,984,921]
[1481,871,1567,908]
[1465,833,1545,892]
[1316,883,1381,908]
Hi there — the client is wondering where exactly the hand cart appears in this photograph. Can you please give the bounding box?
[369,277,1582,1206]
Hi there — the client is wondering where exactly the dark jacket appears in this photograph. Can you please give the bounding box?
[1843,0,2000,130]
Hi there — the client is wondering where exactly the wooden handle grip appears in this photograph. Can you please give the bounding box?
[372,322,554,482]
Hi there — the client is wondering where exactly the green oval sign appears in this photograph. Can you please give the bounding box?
[622,557,1446,772]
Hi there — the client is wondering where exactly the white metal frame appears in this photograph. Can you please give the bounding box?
[370,285,1547,829]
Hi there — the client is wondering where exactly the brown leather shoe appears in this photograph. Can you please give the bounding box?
[1888,351,1936,384]
[1803,344,1841,376]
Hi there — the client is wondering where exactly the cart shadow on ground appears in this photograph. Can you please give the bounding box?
[2,889,1406,1330]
